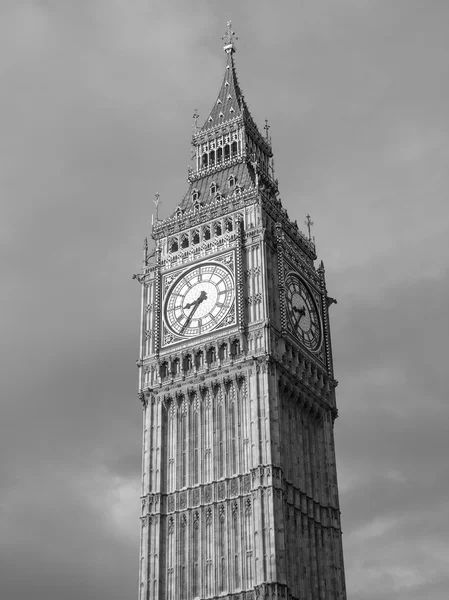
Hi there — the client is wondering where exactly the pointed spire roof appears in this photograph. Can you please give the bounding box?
[199,22,260,137]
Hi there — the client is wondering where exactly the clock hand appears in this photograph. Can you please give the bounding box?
[292,305,306,319]
[184,290,207,310]
[292,305,306,329]
[181,291,207,333]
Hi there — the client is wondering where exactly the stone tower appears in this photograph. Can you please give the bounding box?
[136,23,346,600]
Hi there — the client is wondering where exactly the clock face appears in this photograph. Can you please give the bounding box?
[164,262,235,338]
[285,272,321,351]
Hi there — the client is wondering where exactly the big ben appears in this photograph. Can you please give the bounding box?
[136,22,347,600]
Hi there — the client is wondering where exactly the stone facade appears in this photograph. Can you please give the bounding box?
[135,23,346,600]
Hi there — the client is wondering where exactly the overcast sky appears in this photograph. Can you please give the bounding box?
[1,1,448,599]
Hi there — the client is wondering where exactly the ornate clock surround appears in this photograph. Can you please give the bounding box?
[279,247,326,363]
[160,249,238,348]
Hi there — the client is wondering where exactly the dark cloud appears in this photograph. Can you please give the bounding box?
[1,1,448,599]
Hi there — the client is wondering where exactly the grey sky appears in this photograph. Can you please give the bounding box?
[1,1,448,599]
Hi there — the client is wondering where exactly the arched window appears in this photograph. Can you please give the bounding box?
[217,147,223,163]
[231,141,238,156]
[192,190,199,202]
[231,339,240,357]
[160,362,169,380]
[209,150,215,166]
[226,218,233,232]
[228,175,236,188]
[195,350,204,369]
[170,239,178,253]
[192,230,200,245]
[210,182,217,196]
[207,346,216,365]
[181,235,189,249]
[215,222,222,237]
[219,343,228,360]
[183,354,193,373]
[203,226,211,241]
[202,153,208,167]
[224,145,230,160]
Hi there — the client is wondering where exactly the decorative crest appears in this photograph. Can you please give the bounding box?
[305,213,314,241]
[223,21,238,53]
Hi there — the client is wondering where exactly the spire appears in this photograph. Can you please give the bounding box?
[175,22,276,213]
[199,23,259,136]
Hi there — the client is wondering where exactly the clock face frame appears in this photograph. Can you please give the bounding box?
[163,261,235,339]
[285,272,322,352]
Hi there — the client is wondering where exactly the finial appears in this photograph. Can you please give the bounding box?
[223,21,238,53]
[264,119,270,141]
[250,153,259,189]
[192,109,199,130]
[142,237,148,266]
[154,193,161,221]
[305,214,314,241]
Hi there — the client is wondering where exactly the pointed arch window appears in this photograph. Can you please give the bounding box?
[181,234,189,249]
[176,207,183,219]
[215,222,222,237]
[191,190,199,203]
[169,238,178,253]
[210,182,217,196]
[224,144,230,160]
[209,149,215,166]
[192,230,200,245]
[228,174,236,188]
[203,225,211,241]
[226,218,233,232]
[217,146,223,163]
[231,140,238,156]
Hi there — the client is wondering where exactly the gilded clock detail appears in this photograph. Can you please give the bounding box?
[285,272,322,351]
[164,261,235,338]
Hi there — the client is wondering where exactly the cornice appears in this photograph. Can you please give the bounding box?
[151,188,256,240]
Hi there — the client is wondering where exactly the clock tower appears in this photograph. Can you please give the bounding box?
[136,23,347,600]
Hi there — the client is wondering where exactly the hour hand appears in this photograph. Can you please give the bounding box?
[292,305,306,320]
[184,290,207,310]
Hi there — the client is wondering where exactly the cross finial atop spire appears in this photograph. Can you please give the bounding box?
[223,21,238,54]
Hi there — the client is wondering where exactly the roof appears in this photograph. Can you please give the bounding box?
[179,161,255,212]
